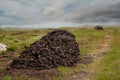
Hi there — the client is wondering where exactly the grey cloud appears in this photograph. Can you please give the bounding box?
[0,0,120,26]
[42,7,64,19]
[66,1,120,23]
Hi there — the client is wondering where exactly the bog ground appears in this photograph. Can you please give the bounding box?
[0,27,120,80]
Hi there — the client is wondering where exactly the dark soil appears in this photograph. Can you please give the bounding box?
[79,55,93,64]
[0,69,58,79]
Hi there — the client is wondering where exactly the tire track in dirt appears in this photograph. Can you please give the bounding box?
[70,33,112,80]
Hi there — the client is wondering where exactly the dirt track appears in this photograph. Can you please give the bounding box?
[70,34,112,80]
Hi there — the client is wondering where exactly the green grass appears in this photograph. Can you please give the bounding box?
[0,74,40,80]
[56,64,86,80]
[95,28,120,80]
[0,76,12,80]
[0,28,105,54]
[70,28,105,55]
[0,66,4,71]
[0,29,51,51]
[0,27,119,80]
[0,27,105,80]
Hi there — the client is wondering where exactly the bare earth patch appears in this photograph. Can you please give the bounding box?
[0,69,58,80]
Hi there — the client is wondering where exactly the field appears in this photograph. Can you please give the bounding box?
[0,27,120,80]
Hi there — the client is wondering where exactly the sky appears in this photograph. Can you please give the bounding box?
[0,0,120,28]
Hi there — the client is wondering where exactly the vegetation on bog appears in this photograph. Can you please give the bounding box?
[0,27,120,80]
[95,28,120,80]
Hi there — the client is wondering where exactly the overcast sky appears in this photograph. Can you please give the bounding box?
[0,0,120,28]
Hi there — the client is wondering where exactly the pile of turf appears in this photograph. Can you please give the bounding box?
[10,30,80,70]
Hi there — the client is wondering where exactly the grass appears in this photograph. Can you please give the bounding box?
[95,28,120,80]
[67,28,105,55]
[0,29,52,51]
[0,76,12,80]
[0,27,120,80]
[0,74,39,80]
[0,28,105,55]
[0,66,4,71]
